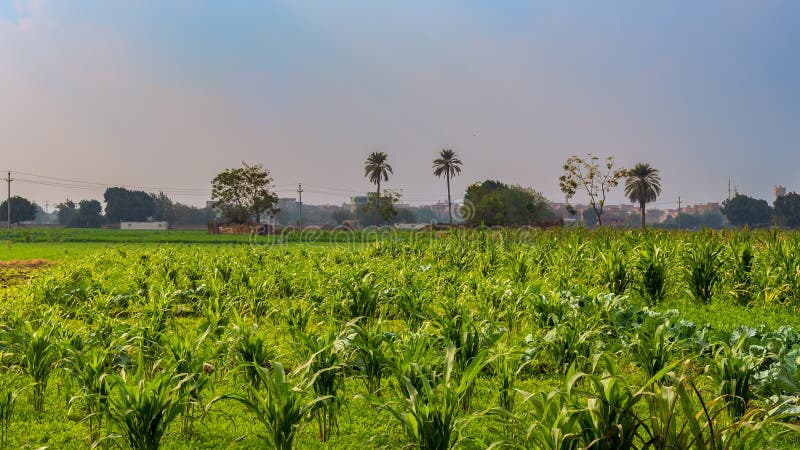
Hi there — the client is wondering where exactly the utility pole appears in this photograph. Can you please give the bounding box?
[297,183,303,229]
[677,196,681,231]
[4,171,11,229]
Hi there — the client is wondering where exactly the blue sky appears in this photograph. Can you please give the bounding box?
[1,0,798,208]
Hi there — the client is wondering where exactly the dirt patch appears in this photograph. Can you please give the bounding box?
[0,259,53,269]
[0,259,54,287]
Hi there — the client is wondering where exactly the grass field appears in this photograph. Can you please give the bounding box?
[1,228,799,449]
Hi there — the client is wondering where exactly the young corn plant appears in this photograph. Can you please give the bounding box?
[209,362,329,450]
[540,317,601,375]
[296,330,345,442]
[0,370,22,448]
[683,231,724,304]
[361,344,489,450]
[340,272,383,322]
[64,347,111,443]
[435,307,503,409]
[728,238,755,306]
[11,318,60,413]
[635,244,668,306]
[230,321,276,392]
[707,337,760,419]
[490,348,526,416]
[167,332,212,436]
[597,241,630,296]
[511,390,582,450]
[566,355,645,450]
[106,368,192,450]
[347,319,392,396]
[628,322,677,379]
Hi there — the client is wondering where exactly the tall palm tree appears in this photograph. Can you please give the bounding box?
[364,151,393,225]
[432,149,463,224]
[624,163,662,229]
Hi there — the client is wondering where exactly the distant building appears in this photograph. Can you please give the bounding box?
[121,221,169,230]
[683,202,721,216]
[774,185,787,201]
[646,208,665,224]
[350,196,369,213]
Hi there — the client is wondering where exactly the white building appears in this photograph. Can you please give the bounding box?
[120,221,169,230]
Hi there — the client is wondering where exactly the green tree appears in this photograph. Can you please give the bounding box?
[151,192,175,223]
[0,196,37,224]
[464,180,557,227]
[432,149,463,224]
[56,200,78,226]
[75,200,104,228]
[774,192,800,228]
[559,154,626,227]
[104,187,156,223]
[624,163,662,229]
[721,194,773,228]
[211,162,279,224]
[363,152,393,225]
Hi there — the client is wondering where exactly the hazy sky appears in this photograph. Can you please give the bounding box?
[1,1,798,209]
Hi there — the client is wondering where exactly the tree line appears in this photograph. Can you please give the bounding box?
[0,189,213,227]
[211,151,800,229]
[5,153,798,229]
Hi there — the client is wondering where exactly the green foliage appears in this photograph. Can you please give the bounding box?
[363,151,394,225]
[10,318,60,413]
[728,237,755,306]
[104,187,156,223]
[0,196,37,224]
[65,347,111,441]
[107,369,193,450]
[722,194,773,228]
[347,320,392,395]
[635,243,668,306]
[295,330,345,442]
[432,149,463,224]
[231,322,276,391]
[774,192,800,228]
[211,161,279,224]
[0,370,22,447]
[707,337,761,419]
[597,239,630,295]
[464,180,558,226]
[683,230,723,304]
[628,322,677,379]
[362,344,489,450]
[211,362,329,450]
[2,229,800,448]
[339,272,383,322]
[624,162,662,229]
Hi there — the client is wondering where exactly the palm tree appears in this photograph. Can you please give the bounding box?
[432,149,463,224]
[624,163,661,229]
[364,151,393,225]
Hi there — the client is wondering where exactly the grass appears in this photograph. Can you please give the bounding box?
[1,241,145,261]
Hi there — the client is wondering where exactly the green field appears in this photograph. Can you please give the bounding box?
[1,229,800,449]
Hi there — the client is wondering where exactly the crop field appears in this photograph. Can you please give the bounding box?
[1,228,800,449]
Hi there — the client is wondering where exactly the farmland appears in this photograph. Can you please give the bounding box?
[1,228,800,449]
